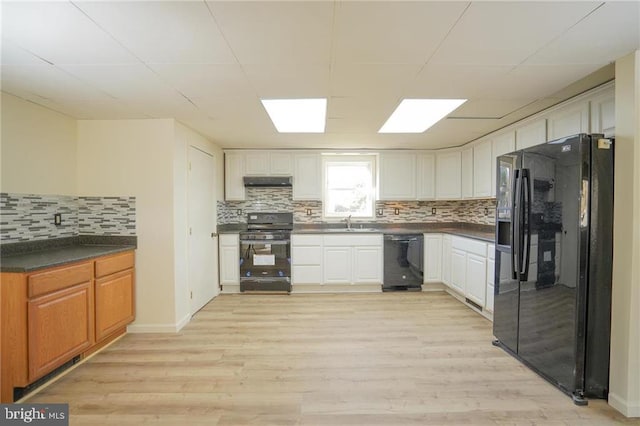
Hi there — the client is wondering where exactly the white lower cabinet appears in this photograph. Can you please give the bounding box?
[323,246,352,284]
[291,235,323,285]
[486,244,495,313]
[465,253,487,306]
[450,248,467,294]
[322,234,383,286]
[219,234,240,287]
[423,234,442,283]
[441,235,452,285]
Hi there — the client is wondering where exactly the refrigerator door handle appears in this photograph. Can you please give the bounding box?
[511,169,520,280]
[521,169,531,281]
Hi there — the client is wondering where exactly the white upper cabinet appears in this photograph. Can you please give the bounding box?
[435,151,461,200]
[461,147,473,199]
[491,132,516,197]
[224,152,245,201]
[516,119,547,150]
[546,102,589,141]
[244,151,270,175]
[379,152,417,200]
[472,140,492,198]
[244,151,293,176]
[589,86,615,137]
[293,153,321,200]
[269,152,293,175]
[416,153,436,200]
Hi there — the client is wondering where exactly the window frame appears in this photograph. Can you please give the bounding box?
[321,154,377,221]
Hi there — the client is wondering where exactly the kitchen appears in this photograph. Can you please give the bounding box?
[1,1,639,424]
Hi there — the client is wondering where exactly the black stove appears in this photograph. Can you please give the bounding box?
[239,213,293,293]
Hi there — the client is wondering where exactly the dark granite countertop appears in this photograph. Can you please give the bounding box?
[218,222,494,243]
[0,236,137,273]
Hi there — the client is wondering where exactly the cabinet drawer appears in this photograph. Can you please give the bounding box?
[292,234,322,246]
[452,236,486,257]
[323,234,382,246]
[292,246,322,265]
[95,251,134,278]
[28,262,93,298]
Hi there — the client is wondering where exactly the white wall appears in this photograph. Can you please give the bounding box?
[610,50,640,418]
[0,93,77,195]
[77,119,178,331]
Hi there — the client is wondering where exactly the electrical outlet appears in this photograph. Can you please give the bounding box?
[431,207,436,215]
[484,208,489,216]
[306,208,312,216]
[54,213,62,226]
[376,208,383,216]
[394,208,400,215]
[236,209,242,216]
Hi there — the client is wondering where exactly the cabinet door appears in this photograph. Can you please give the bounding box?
[465,253,486,306]
[441,235,452,285]
[379,152,417,200]
[323,247,351,284]
[244,152,269,175]
[224,152,245,201]
[293,154,321,200]
[269,152,293,175]
[28,282,93,381]
[95,269,135,342]
[353,246,382,284]
[450,248,466,295]
[473,140,492,198]
[546,102,589,141]
[461,147,473,199]
[219,235,239,285]
[416,153,436,200]
[516,119,546,150]
[590,88,615,137]
[292,265,322,285]
[423,234,442,283]
[435,152,461,200]
[491,132,515,197]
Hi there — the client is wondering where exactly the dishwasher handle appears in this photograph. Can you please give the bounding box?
[383,234,423,242]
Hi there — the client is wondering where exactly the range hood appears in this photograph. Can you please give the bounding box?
[243,176,293,187]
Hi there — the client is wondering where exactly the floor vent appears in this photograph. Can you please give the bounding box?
[465,298,483,311]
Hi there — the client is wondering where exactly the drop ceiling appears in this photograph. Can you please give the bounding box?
[2,1,639,149]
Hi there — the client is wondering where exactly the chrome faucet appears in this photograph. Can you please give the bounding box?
[344,214,352,230]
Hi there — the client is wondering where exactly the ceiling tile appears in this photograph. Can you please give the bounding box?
[75,1,237,65]
[2,2,138,65]
[333,2,467,64]
[431,2,601,65]
[150,64,255,100]
[330,63,421,98]
[450,99,534,119]
[58,63,182,102]
[408,64,514,98]
[526,2,640,65]
[207,1,333,65]
[1,63,113,101]
[243,64,330,98]
[0,40,49,65]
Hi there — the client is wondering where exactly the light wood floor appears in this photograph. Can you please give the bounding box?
[26,292,636,425]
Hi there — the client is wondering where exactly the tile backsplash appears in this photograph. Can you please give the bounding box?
[1,193,136,243]
[218,187,496,225]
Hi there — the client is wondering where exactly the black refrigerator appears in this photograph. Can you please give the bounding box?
[493,133,614,405]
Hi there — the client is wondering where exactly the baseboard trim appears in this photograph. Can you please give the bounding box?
[127,322,184,333]
[175,313,191,332]
[292,284,382,293]
[609,392,640,417]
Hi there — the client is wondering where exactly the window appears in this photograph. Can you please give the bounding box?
[323,155,376,219]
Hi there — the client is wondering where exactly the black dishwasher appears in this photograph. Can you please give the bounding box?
[383,234,424,291]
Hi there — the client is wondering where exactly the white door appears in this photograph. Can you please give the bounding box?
[189,146,218,314]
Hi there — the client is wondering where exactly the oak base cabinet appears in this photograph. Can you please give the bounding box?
[0,250,136,403]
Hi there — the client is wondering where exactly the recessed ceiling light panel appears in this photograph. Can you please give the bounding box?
[378,99,467,133]
[261,98,327,133]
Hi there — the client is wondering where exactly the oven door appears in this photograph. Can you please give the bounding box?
[239,238,291,292]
